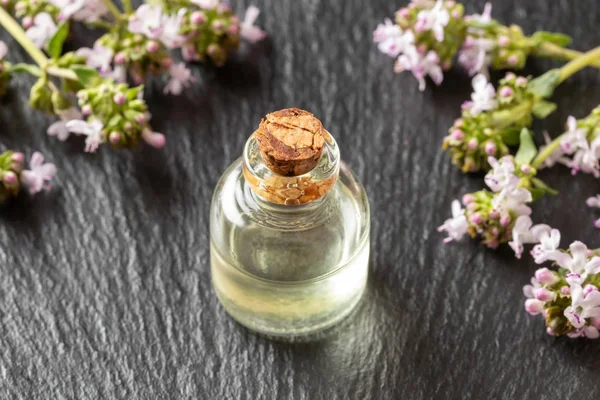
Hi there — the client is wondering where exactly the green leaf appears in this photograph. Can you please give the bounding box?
[531,177,558,195]
[9,63,42,76]
[500,127,522,146]
[71,65,101,87]
[531,31,572,48]
[126,86,143,101]
[531,100,557,119]
[515,128,537,165]
[529,188,546,202]
[47,22,70,59]
[527,69,561,99]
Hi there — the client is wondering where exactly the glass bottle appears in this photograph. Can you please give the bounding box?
[210,108,370,338]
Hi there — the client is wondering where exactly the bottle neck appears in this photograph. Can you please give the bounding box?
[242,132,340,206]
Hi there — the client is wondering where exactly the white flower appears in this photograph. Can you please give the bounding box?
[20,152,57,194]
[567,326,600,339]
[0,40,7,60]
[458,36,494,76]
[66,119,104,153]
[491,187,532,219]
[531,228,561,264]
[76,43,114,74]
[241,6,267,43]
[438,200,469,243]
[564,284,600,329]
[522,276,541,299]
[47,107,82,141]
[26,13,58,49]
[160,8,186,49]
[128,5,164,40]
[164,63,195,95]
[191,0,219,9]
[395,46,443,91]
[49,0,107,21]
[587,195,600,228]
[469,74,497,115]
[508,215,550,259]
[485,156,518,192]
[415,0,449,42]
[105,65,127,83]
[560,116,588,154]
[373,19,414,58]
[568,139,600,177]
[554,241,600,285]
[468,2,492,25]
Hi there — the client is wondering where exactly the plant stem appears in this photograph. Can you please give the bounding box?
[124,0,133,13]
[531,133,564,168]
[558,46,600,83]
[0,6,47,67]
[103,0,122,20]
[47,66,77,81]
[534,42,600,68]
[491,100,532,130]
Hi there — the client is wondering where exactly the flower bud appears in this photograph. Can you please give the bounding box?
[397,7,409,19]
[499,86,513,98]
[515,77,528,87]
[505,72,516,81]
[451,129,464,141]
[113,93,126,105]
[535,268,559,284]
[520,164,531,174]
[82,105,92,115]
[467,138,478,150]
[22,16,33,29]
[497,35,510,47]
[534,287,555,302]
[500,215,511,227]
[109,131,121,144]
[525,299,544,315]
[546,327,555,336]
[484,141,496,155]
[560,286,570,295]
[488,209,499,219]
[146,41,160,53]
[462,193,475,205]
[11,152,24,164]
[142,128,166,148]
[190,11,206,24]
[114,52,127,64]
[451,9,461,19]
[2,171,16,185]
[212,20,224,30]
[470,212,483,225]
[227,24,240,35]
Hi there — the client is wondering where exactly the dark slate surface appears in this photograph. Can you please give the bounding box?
[1,0,600,398]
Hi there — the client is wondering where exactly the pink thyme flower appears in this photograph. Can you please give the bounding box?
[240,5,267,43]
[438,200,469,243]
[164,63,195,95]
[586,195,600,228]
[508,215,550,259]
[530,228,561,264]
[141,128,166,148]
[415,0,449,42]
[560,116,588,154]
[20,152,57,194]
[564,284,600,329]
[47,107,82,141]
[26,13,58,49]
[468,74,497,115]
[395,46,443,91]
[76,43,114,75]
[485,156,518,192]
[0,40,7,60]
[373,19,414,58]
[553,241,600,286]
[66,119,104,153]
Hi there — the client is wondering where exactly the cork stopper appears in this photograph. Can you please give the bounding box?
[254,108,326,176]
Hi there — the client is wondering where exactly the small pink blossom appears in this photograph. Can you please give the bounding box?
[164,63,195,95]
[142,128,166,148]
[415,0,449,42]
[20,152,57,194]
[66,119,104,153]
[395,46,443,91]
[373,19,414,58]
[564,284,600,329]
[47,107,82,141]
[508,215,550,259]
[26,13,57,49]
[469,74,497,115]
[438,200,469,243]
[76,43,114,75]
[240,6,267,43]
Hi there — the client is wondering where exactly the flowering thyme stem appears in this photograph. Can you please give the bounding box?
[536,42,600,69]
[558,46,600,82]
[0,7,78,81]
[531,134,563,168]
[103,0,122,20]
[0,6,47,67]
[491,100,533,129]
[123,0,133,14]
